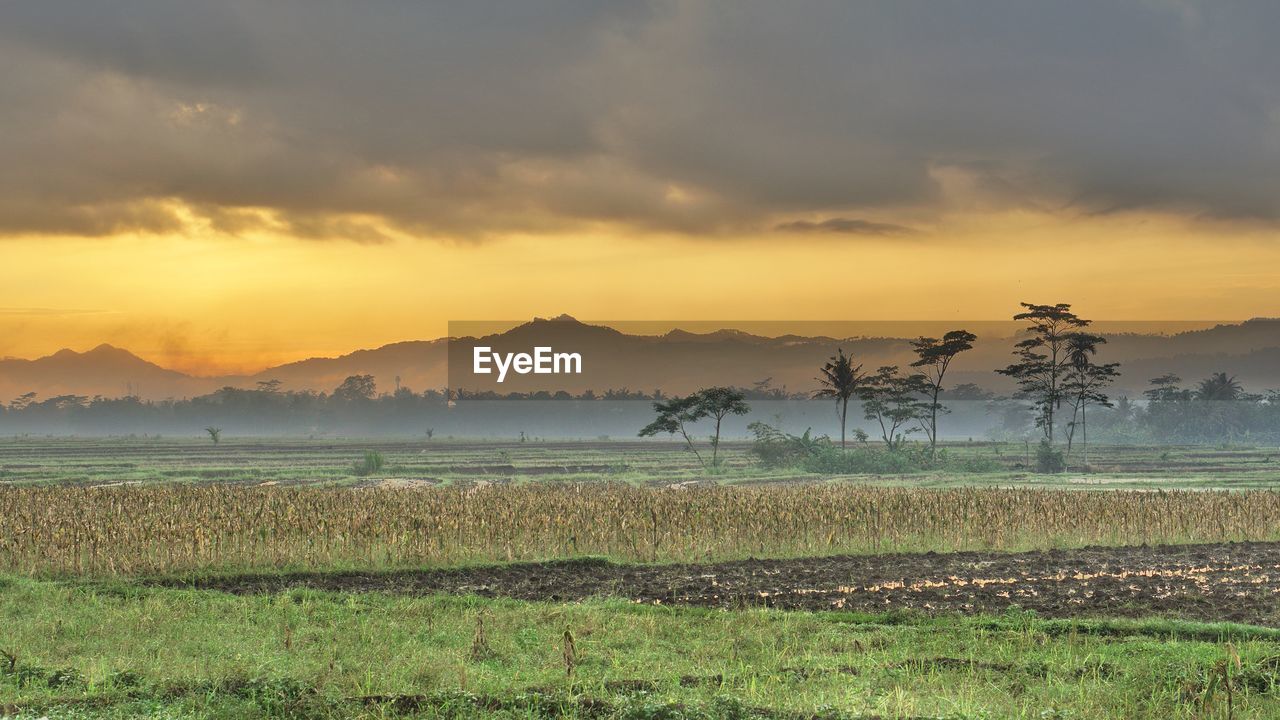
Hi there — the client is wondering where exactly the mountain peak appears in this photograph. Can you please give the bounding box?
[37,343,157,369]
[87,343,126,354]
[48,343,131,359]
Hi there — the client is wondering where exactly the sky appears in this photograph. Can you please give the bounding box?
[3,1,1280,374]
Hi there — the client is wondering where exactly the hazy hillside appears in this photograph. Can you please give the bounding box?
[0,344,233,401]
[3,317,1279,403]
[247,340,448,396]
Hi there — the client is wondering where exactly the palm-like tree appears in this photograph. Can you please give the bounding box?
[1196,372,1243,402]
[1062,333,1116,468]
[814,349,867,449]
[1066,332,1099,370]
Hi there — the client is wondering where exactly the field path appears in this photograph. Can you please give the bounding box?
[177,541,1280,625]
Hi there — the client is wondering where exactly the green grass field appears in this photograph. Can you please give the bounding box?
[5,576,1280,720]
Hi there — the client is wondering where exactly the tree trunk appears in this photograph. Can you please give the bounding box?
[1081,404,1088,469]
[839,398,848,450]
[1064,401,1079,467]
[929,386,940,460]
[710,416,723,467]
[679,422,705,467]
[1047,402,1054,445]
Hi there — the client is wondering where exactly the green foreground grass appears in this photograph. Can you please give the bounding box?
[2,576,1279,719]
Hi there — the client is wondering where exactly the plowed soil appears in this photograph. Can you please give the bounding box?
[178,541,1280,625]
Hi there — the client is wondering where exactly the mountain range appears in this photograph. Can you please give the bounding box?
[4,316,1280,402]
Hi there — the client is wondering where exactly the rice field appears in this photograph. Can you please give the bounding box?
[3,483,1280,576]
[2,437,1280,488]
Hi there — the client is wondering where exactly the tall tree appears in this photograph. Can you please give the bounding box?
[910,330,977,458]
[861,366,927,451]
[1062,332,1119,467]
[813,349,867,449]
[997,303,1090,443]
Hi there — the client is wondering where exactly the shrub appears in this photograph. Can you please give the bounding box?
[747,422,830,468]
[749,422,1003,474]
[1035,440,1065,473]
[352,450,385,476]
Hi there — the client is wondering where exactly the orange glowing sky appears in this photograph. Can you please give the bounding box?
[3,3,1280,374]
[5,209,1279,375]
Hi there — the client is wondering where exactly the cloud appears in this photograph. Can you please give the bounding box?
[1,1,1278,241]
[774,218,917,237]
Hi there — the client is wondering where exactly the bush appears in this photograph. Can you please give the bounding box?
[1035,440,1065,473]
[749,422,1002,474]
[352,450,385,476]
[747,422,830,468]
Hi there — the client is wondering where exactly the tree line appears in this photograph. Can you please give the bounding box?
[638,302,1280,470]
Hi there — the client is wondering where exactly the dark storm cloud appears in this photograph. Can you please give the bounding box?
[1,1,1278,240]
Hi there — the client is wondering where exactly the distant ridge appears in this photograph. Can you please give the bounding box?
[0,344,213,400]
[3,318,1280,401]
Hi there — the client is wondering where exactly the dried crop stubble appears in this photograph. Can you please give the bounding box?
[2,485,1279,575]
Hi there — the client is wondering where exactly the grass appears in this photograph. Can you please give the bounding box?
[2,438,1280,490]
[2,576,1280,718]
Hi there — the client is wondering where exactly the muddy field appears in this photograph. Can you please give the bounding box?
[179,540,1280,626]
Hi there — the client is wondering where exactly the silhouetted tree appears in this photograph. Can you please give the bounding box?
[205,426,222,444]
[997,303,1091,443]
[1062,332,1119,467]
[813,349,867,449]
[1196,372,1255,439]
[698,387,751,466]
[861,366,927,450]
[1197,372,1244,402]
[910,330,977,458]
[1144,374,1188,403]
[638,387,749,468]
[332,374,377,403]
[640,394,708,465]
[8,392,37,412]
[41,395,88,411]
